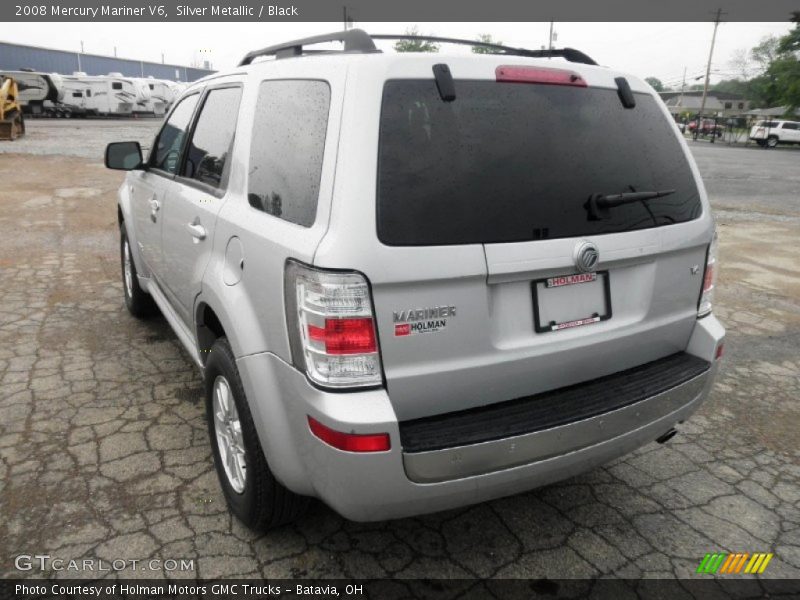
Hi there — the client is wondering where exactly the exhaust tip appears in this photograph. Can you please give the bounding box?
[656,428,678,444]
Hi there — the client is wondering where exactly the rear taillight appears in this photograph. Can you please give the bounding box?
[698,231,718,317]
[285,260,383,389]
[308,318,377,355]
[496,65,587,87]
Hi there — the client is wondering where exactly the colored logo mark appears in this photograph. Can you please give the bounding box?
[697,552,773,575]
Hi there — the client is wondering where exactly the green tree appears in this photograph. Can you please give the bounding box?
[394,26,440,53]
[758,24,800,110]
[767,56,800,110]
[777,24,800,54]
[712,78,751,97]
[644,77,665,92]
[751,35,780,73]
[472,34,504,54]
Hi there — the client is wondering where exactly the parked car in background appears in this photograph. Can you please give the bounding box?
[749,120,800,147]
[688,118,725,137]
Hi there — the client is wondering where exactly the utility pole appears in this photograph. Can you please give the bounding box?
[343,6,350,30]
[548,22,554,49]
[698,9,725,133]
[678,66,687,106]
[676,66,687,125]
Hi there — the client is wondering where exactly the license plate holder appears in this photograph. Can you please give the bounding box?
[532,271,612,333]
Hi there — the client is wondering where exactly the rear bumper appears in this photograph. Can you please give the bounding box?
[402,355,710,483]
[237,315,724,522]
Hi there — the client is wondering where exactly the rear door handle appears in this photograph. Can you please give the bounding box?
[186,221,207,242]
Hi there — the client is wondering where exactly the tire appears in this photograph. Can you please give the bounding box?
[120,224,156,317]
[205,337,309,530]
[767,136,779,148]
[756,139,767,147]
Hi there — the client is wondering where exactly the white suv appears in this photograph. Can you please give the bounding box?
[749,119,800,147]
[105,30,725,530]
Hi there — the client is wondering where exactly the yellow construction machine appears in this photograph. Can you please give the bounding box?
[0,75,26,140]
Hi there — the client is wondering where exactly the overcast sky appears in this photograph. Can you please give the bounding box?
[2,21,794,86]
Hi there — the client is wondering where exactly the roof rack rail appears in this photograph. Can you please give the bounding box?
[238,29,597,67]
[371,34,597,65]
[239,29,378,65]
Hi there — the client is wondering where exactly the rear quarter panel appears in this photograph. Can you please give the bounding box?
[196,59,348,362]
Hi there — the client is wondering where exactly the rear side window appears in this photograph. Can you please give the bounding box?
[377,80,702,246]
[151,93,199,174]
[248,80,330,227]
[181,86,242,188]
[112,82,122,90]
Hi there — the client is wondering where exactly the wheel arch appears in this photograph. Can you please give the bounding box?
[195,248,277,363]
[196,301,227,365]
[194,289,270,365]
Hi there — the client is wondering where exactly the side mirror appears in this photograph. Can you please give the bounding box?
[105,141,144,170]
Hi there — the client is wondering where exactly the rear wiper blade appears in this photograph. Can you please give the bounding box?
[586,189,675,220]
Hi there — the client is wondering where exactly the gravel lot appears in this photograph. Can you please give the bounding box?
[1,120,799,585]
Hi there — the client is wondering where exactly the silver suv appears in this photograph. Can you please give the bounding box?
[105,30,725,530]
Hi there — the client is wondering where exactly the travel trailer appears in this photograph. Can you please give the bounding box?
[139,77,177,116]
[57,75,94,117]
[127,75,157,115]
[61,73,136,116]
[0,70,60,115]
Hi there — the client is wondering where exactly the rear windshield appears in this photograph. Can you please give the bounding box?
[377,80,702,246]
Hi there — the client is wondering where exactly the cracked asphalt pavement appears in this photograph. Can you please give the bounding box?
[1,121,799,582]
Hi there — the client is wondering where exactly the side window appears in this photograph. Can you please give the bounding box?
[782,123,798,130]
[248,80,331,227]
[150,93,200,174]
[72,92,82,98]
[181,87,242,188]
[112,82,122,90]
[86,89,92,97]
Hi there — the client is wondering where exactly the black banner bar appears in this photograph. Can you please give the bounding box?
[2,0,800,22]
[3,579,800,600]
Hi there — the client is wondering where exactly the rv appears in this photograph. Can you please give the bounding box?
[57,75,94,117]
[0,70,60,116]
[139,77,177,116]
[126,75,157,115]
[62,73,136,116]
